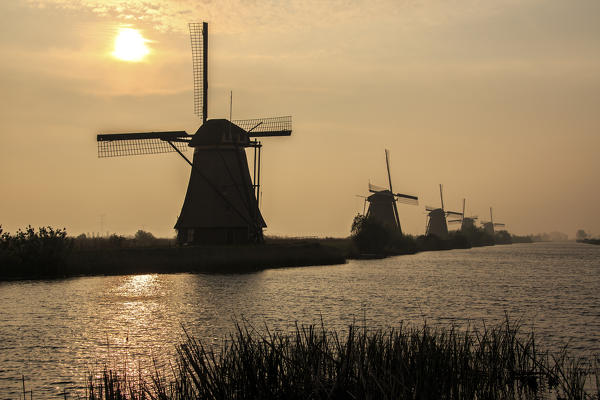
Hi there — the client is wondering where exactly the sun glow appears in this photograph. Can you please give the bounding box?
[112,28,150,62]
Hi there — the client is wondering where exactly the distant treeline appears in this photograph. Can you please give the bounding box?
[530,231,569,242]
[350,214,529,256]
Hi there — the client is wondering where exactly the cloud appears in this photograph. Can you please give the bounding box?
[22,0,529,34]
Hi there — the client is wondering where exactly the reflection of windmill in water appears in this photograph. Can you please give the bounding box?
[447,198,478,232]
[97,22,292,245]
[482,207,505,235]
[364,150,418,235]
[425,184,462,238]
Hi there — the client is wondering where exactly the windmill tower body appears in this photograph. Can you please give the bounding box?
[461,217,477,232]
[366,191,400,231]
[174,120,266,244]
[426,209,449,238]
[483,222,495,235]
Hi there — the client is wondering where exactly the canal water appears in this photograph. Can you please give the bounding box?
[1,242,599,397]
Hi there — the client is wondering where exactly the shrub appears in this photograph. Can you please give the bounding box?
[0,225,72,276]
[495,230,513,245]
[134,229,156,246]
[351,214,391,254]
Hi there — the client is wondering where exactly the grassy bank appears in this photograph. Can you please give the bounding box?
[84,319,599,399]
[0,227,347,280]
[0,223,545,281]
[349,214,522,257]
[578,238,600,245]
[0,242,346,280]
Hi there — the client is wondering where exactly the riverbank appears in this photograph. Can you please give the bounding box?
[578,238,600,245]
[0,225,540,281]
[0,240,347,281]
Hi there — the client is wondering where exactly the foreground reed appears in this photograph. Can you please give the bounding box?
[85,319,599,400]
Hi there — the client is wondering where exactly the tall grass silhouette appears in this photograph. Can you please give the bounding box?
[86,318,599,399]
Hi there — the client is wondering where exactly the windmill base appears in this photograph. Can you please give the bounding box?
[176,227,263,245]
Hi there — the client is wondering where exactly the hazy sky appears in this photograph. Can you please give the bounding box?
[1,0,599,238]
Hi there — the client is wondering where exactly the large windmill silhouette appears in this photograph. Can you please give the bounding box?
[425,184,462,238]
[97,22,292,244]
[365,150,418,235]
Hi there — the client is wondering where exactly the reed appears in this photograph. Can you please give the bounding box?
[86,318,599,399]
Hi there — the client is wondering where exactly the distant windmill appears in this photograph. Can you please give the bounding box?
[96,22,292,245]
[365,150,418,235]
[482,207,505,235]
[425,184,462,238]
[447,198,478,232]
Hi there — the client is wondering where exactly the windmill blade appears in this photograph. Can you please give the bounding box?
[97,131,190,158]
[448,219,462,224]
[189,22,208,121]
[384,149,401,231]
[368,183,388,193]
[425,206,437,212]
[395,193,418,205]
[445,211,463,217]
[234,116,292,137]
[494,223,506,227]
[355,195,367,198]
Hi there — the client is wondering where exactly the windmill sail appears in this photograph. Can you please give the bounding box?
[189,22,208,121]
[369,183,389,193]
[395,194,419,205]
[97,131,190,157]
[233,116,292,137]
[445,211,463,217]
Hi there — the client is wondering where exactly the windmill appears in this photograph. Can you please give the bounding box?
[425,184,462,238]
[447,198,478,232]
[364,149,418,235]
[96,22,292,245]
[482,207,505,235]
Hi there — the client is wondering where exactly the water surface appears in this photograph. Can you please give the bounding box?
[1,242,598,397]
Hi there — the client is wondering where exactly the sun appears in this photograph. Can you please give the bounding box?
[112,28,150,62]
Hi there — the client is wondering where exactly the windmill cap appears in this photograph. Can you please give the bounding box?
[189,119,250,146]
[367,190,394,201]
